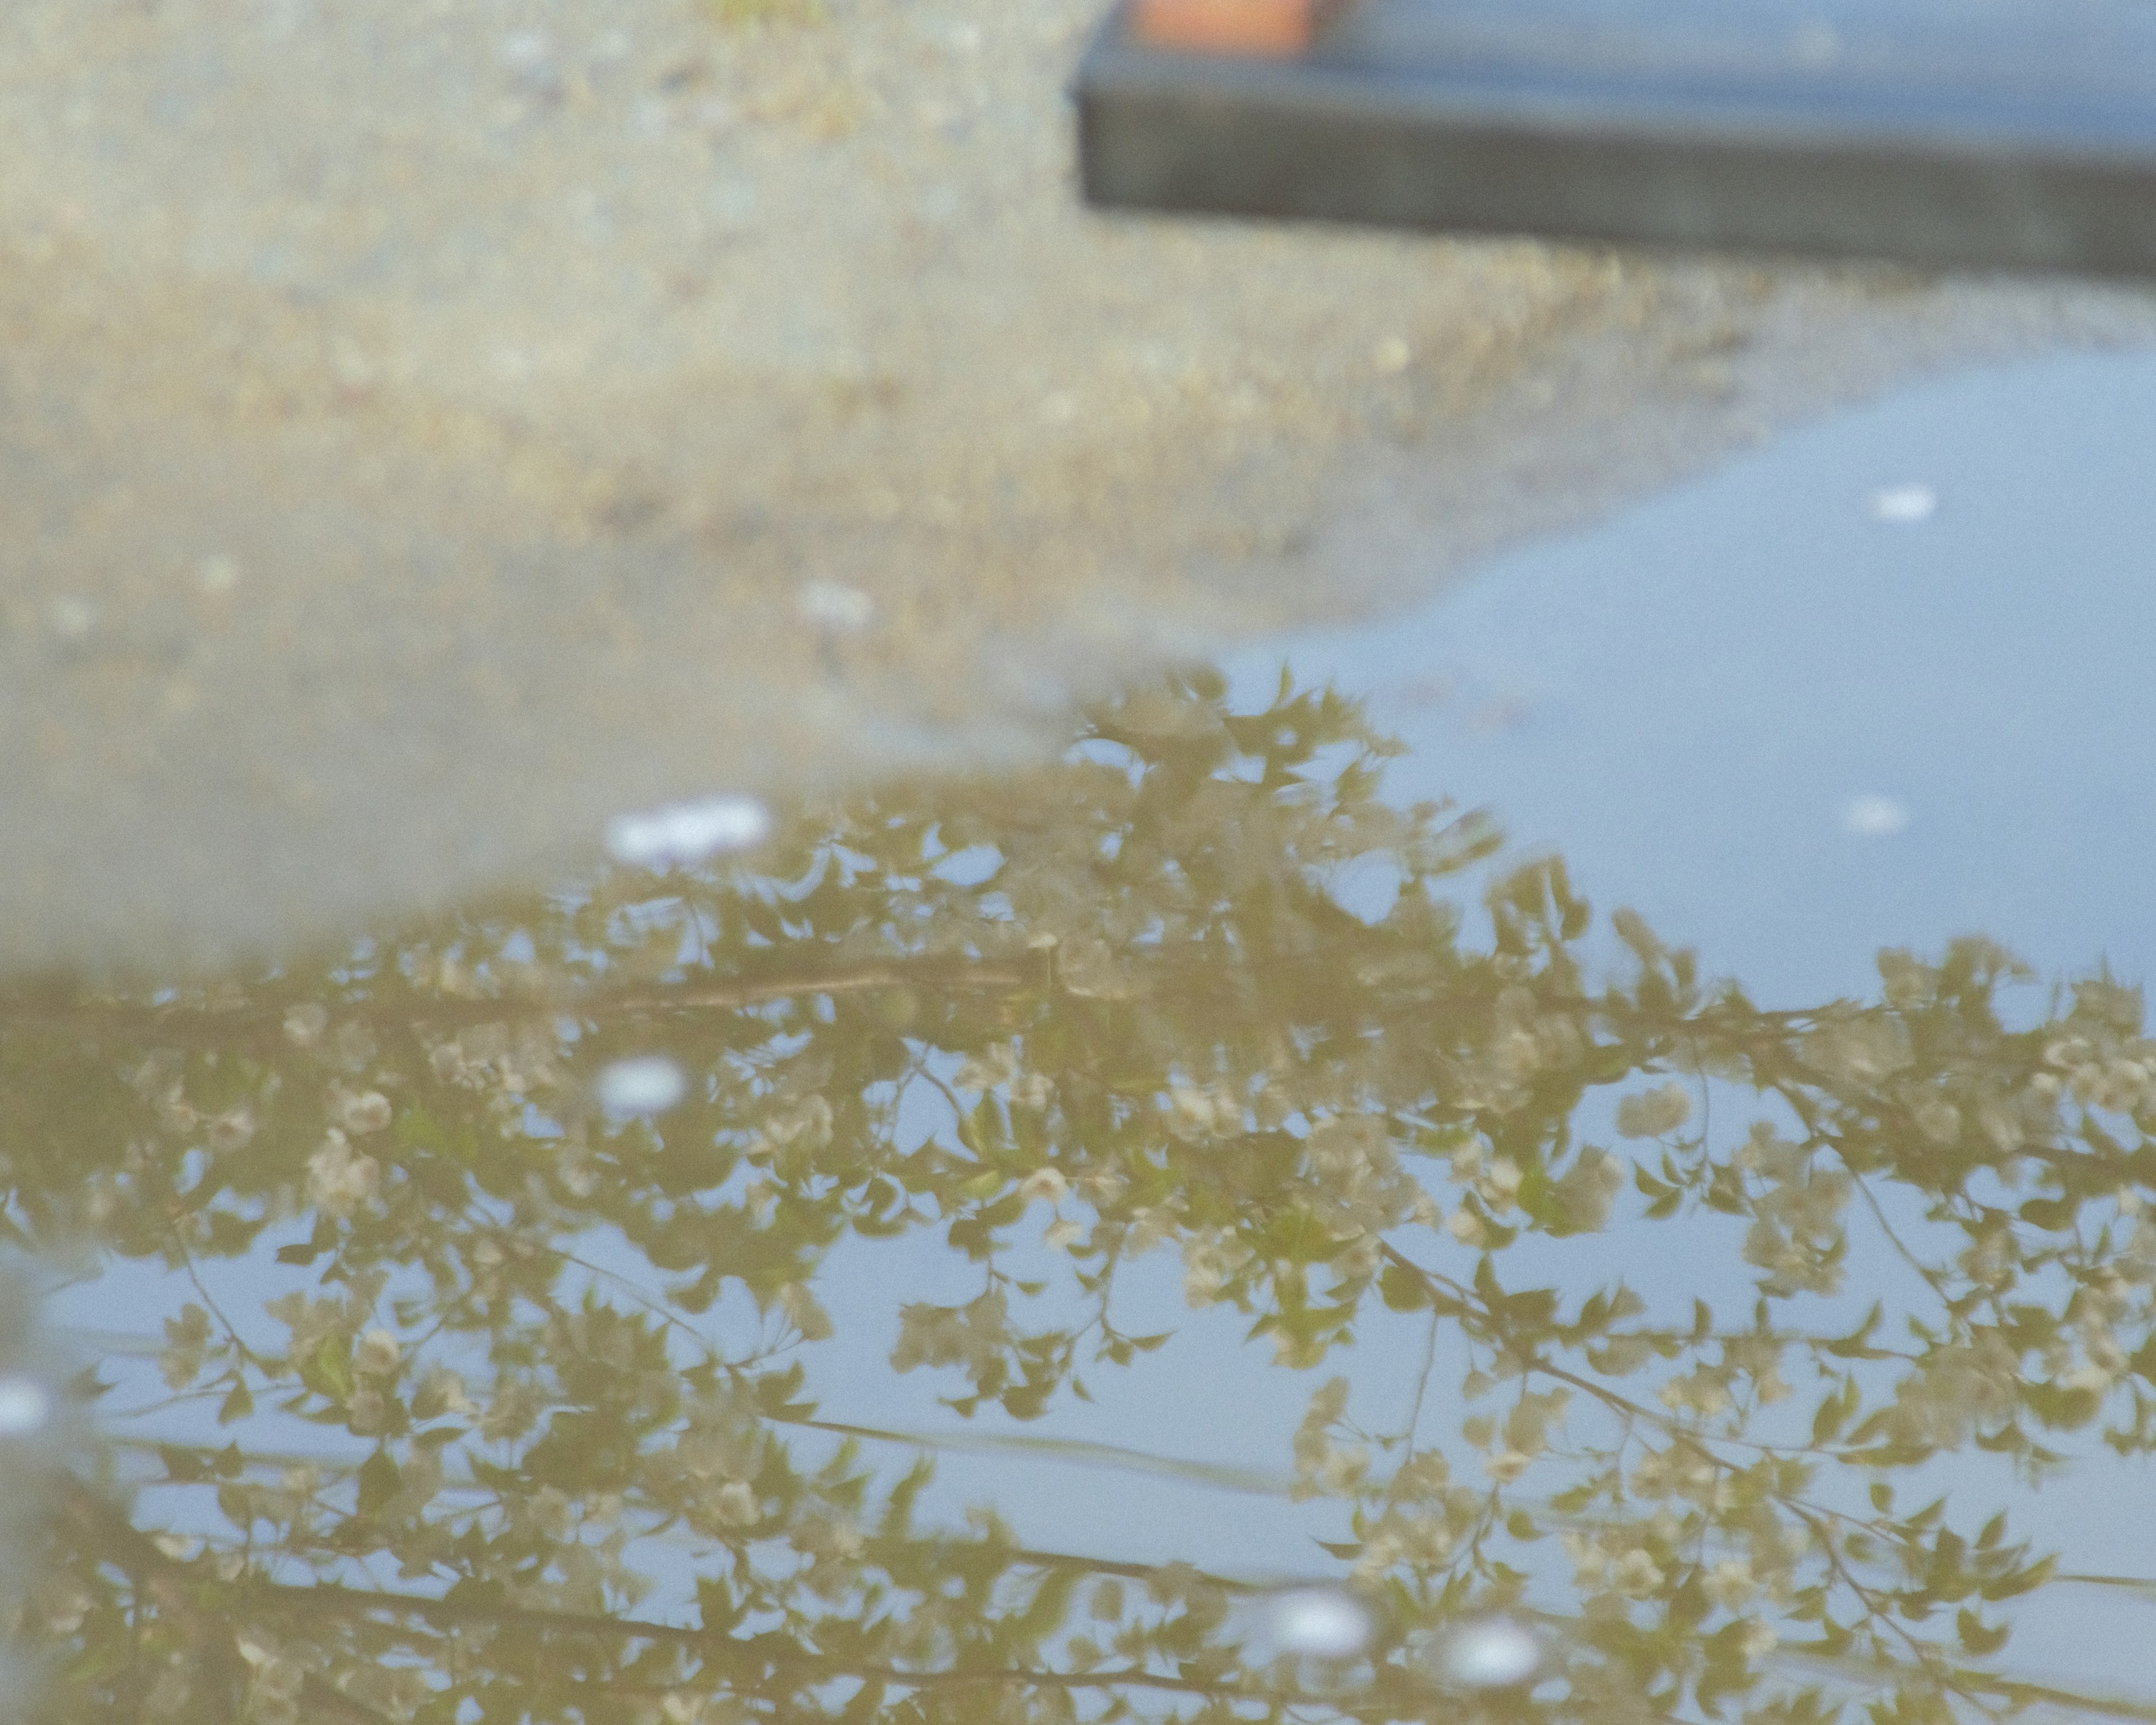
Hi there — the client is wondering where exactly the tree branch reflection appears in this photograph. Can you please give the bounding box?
[6,669,2155,1725]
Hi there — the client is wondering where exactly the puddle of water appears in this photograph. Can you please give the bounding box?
[8,7,2156,1710]
[1234,346,2156,1005]
[12,488,2156,1719]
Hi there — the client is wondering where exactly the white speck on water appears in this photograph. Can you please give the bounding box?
[47,596,97,641]
[1792,21,1844,65]
[1373,336,1412,374]
[0,1375,53,1437]
[1468,692,1534,734]
[1870,482,1938,523]
[797,581,876,633]
[1841,793,1910,837]
[330,339,376,391]
[606,794,771,869]
[707,177,759,229]
[500,30,553,70]
[197,554,241,595]
[1263,1587,1374,1662]
[1431,1616,1542,1689]
[599,1055,687,1118]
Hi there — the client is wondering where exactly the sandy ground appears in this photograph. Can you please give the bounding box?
[3,0,2154,976]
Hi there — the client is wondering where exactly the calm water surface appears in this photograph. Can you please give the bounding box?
[6,350,2156,1725]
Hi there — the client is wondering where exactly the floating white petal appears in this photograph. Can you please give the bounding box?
[1433,1616,1542,1689]
[0,1375,53,1437]
[1840,794,1911,837]
[196,554,241,595]
[796,581,876,633]
[1870,483,1938,523]
[598,1056,688,1119]
[1264,1588,1374,1662]
[605,795,772,870]
[46,596,97,641]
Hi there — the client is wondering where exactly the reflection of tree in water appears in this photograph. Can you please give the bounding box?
[7,669,2156,1725]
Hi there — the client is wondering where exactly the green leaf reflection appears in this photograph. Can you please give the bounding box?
[6,668,2156,1725]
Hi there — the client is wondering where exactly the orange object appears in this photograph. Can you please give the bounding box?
[1129,0,1341,57]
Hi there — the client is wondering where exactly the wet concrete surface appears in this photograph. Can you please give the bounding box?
[5,0,2156,976]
